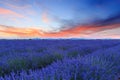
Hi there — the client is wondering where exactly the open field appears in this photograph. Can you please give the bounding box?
[0,39,120,80]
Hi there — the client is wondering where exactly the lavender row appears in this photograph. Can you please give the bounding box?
[1,41,120,80]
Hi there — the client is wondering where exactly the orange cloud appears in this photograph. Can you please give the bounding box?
[0,25,44,38]
[0,23,120,39]
[41,23,120,38]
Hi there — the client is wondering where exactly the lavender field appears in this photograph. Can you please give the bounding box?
[0,39,120,80]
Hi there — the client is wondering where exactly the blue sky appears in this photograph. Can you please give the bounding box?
[0,0,120,38]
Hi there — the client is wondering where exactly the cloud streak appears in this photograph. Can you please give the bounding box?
[0,25,44,38]
[0,22,120,39]
[0,8,25,18]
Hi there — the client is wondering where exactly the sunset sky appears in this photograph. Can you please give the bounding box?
[0,0,120,39]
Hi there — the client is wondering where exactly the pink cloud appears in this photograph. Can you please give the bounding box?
[0,8,25,18]
[42,11,51,24]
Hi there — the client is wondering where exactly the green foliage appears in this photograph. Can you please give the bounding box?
[31,53,63,69]
[8,58,29,71]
